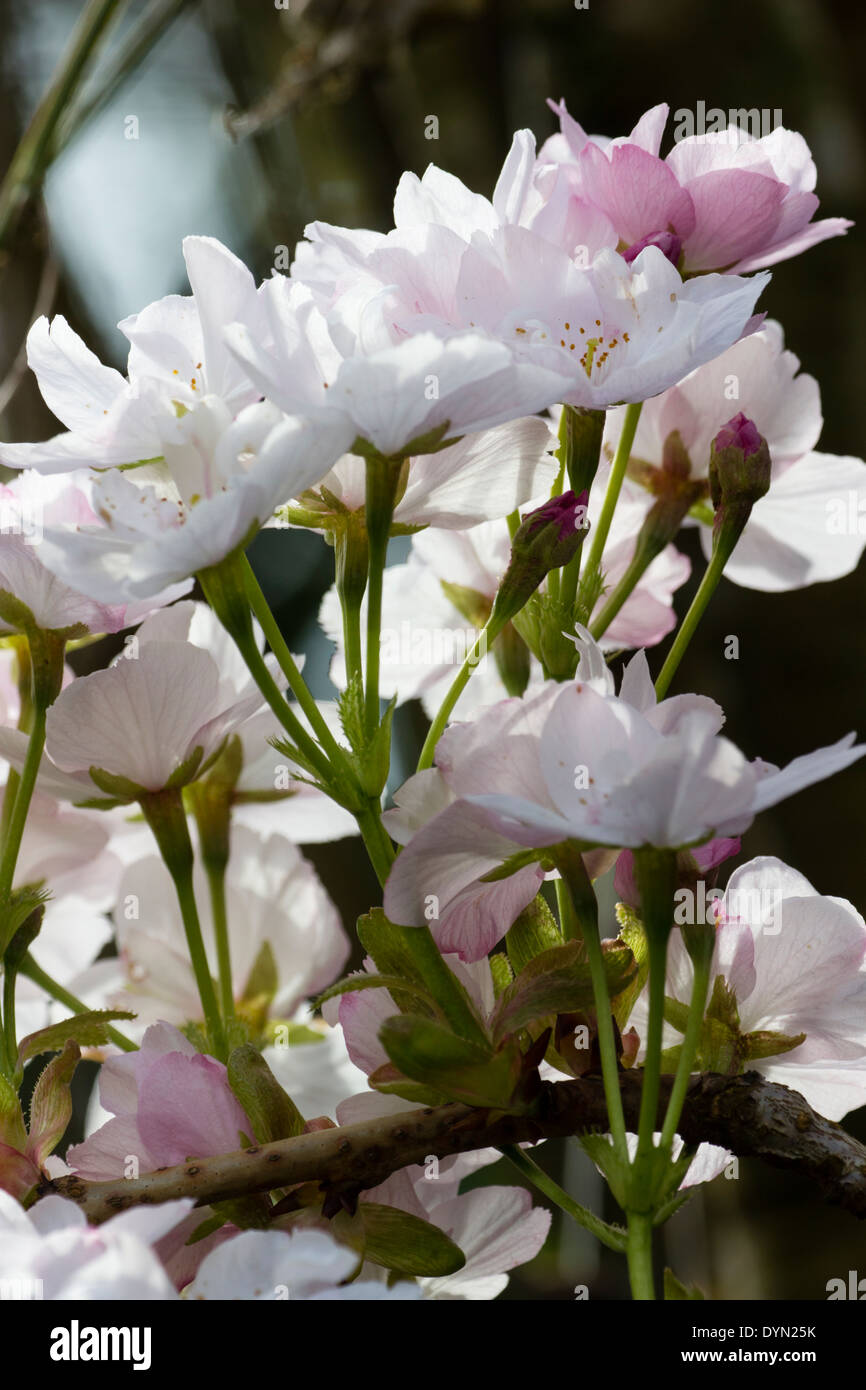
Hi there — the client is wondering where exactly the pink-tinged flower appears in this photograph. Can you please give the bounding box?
[0,472,190,635]
[384,632,865,944]
[0,639,271,803]
[225,277,573,458]
[67,1023,254,1178]
[100,824,347,1035]
[628,857,866,1121]
[603,321,866,590]
[543,101,852,274]
[0,1189,191,1299]
[284,137,769,413]
[0,236,267,474]
[320,493,688,723]
[284,416,557,531]
[186,1228,419,1300]
[614,835,741,910]
[31,397,350,601]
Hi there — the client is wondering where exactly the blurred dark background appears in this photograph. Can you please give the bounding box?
[1,0,863,1298]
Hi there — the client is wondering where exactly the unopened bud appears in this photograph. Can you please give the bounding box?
[493,490,590,623]
[709,413,771,554]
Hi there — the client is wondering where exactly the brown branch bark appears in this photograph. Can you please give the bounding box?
[49,1070,866,1225]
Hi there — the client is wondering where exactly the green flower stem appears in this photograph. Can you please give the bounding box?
[553,845,628,1160]
[579,402,642,590]
[628,849,676,1212]
[200,563,333,785]
[589,544,653,641]
[0,0,125,251]
[506,509,520,540]
[364,535,387,734]
[0,704,46,913]
[363,456,404,737]
[141,791,226,1060]
[498,1142,627,1252]
[354,801,396,889]
[241,555,349,773]
[626,1210,656,1301]
[19,955,137,1052]
[2,957,17,1076]
[660,953,712,1151]
[417,613,504,772]
[654,533,734,700]
[205,860,235,1025]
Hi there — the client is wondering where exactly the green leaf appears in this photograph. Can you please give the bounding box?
[28,1040,80,1164]
[337,673,366,755]
[495,939,636,1047]
[356,909,436,1017]
[368,1063,448,1108]
[743,1028,806,1061]
[16,1011,136,1070]
[489,953,513,999]
[664,1267,706,1300]
[705,973,740,1030]
[358,1203,466,1277]
[612,905,649,1030]
[506,894,563,976]
[491,941,594,1044]
[239,939,278,1008]
[662,996,692,1035]
[379,1015,522,1109]
[265,1021,326,1047]
[227,1044,304,1142]
[0,886,50,956]
[315,973,438,1013]
[439,581,492,630]
[0,1071,27,1152]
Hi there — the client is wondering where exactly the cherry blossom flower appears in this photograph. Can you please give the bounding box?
[0,638,271,803]
[0,1189,192,1299]
[0,236,266,474]
[186,1228,420,1300]
[289,198,770,413]
[98,824,347,1035]
[31,398,350,601]
[541,102,852,274]
[628,857,866,1120]
[67,1023,254,1179]
[225,277,574,459]
[384,632,865,949]
[0,472,190,635]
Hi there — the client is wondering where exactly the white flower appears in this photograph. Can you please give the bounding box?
[0,1189,190,1299]
[629,856,866,1120]
[0,236,266,473]
[187,1227,419,1300]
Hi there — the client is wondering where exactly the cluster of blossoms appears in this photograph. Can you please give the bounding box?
[0,100,862,1303]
